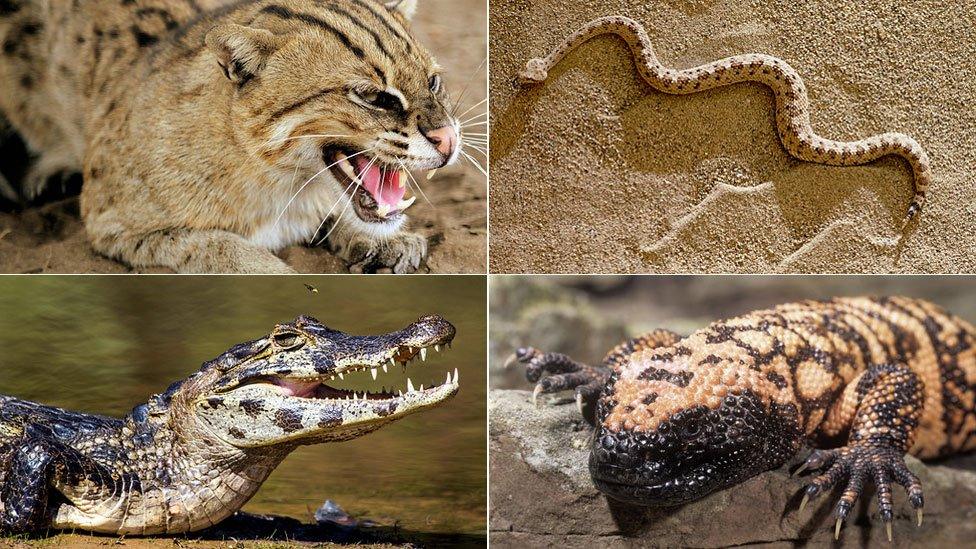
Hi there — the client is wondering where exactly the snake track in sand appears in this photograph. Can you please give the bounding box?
[518,16,931,226]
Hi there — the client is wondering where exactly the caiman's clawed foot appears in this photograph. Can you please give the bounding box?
[796,445,924,541]
[504,346,608,414]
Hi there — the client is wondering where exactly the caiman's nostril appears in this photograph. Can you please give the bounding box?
[422,125,457,157]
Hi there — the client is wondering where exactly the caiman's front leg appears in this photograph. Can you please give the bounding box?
[0,438,56,533]
[796,363,925,541]
[506,329,683,414]
[1,432,121,534]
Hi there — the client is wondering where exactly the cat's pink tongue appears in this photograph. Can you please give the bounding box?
[354,156,405,209]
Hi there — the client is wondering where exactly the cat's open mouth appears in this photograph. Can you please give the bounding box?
[326,149,417,223]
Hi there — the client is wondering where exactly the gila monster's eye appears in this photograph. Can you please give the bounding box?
[273,332,303,350]
[428,74,442,94]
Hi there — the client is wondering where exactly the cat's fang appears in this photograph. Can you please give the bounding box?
[397,196,417,211]
[426,169,438,180]
[398,170,408,188]
[337,154,359,183]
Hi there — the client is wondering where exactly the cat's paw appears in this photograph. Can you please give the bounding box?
[343,231,428,274]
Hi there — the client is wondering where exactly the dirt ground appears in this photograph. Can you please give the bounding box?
[489,0,976,273]
[0,510,483,548]
[0,0,486,274]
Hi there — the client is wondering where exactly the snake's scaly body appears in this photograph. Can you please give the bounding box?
[519,16,931,225]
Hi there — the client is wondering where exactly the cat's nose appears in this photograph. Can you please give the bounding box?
[422,125,457,158]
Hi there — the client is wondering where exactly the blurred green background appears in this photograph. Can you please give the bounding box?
[491,275,976,389]
[0,275,486,536]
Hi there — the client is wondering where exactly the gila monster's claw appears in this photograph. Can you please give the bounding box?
[505,347,542,370]
[796,445,924,539]
[532,384,543,406]
[509,346,610,414]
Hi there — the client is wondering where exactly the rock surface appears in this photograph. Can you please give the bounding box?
[490,389,976,548]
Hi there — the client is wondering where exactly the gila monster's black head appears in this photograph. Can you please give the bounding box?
[588,353,802,506]
[153,315,459,447]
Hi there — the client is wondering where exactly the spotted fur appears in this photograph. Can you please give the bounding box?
[0,0,462,273]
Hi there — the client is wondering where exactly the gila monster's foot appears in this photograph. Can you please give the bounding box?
[504,347,608,414]
[796,445,924,541]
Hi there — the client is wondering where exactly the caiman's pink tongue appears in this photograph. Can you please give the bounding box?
[275,379,320,398]
[354,156,405,209]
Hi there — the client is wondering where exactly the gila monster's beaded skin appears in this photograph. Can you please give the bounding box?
[517,16,932,226]
[510,296,976,538]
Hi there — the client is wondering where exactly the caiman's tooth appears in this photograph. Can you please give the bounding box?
[420,348,427,361]
[419,384,424,391]
[338,372,344,380]
[406,378,415,393]
[434,344,440,352]
[330,375,336,381]
[398,390,403,397]
[454,368,459,384]
[370,368,378,381]
[445,371,451,385]
[382,363,389,373]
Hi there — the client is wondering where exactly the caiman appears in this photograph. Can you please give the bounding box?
[0,314,459,535]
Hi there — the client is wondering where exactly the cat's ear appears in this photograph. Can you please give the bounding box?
[383,0,418,21]
[205,24,279,85]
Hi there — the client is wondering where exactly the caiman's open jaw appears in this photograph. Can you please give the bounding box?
[325,147,419,223]
[261,340,459,408]
[196,315,460,447]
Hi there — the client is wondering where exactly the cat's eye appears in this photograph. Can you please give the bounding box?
[429,74,442,94]
[355,89,403,111]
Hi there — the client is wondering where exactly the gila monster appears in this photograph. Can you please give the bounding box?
[507,296,976,541]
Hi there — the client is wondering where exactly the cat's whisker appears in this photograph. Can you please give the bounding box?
[460,150,488,178]
[450,56,487,117]
[460,111,488,126]
[272,147,376,231]
[397,159,434,208]
[315,185,358,246]
[464,143,488,156]
[455,98,488,120]
[311,155,379,247]
[461,120,488,129]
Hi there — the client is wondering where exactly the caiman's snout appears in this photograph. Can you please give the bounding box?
[195,314,461,448]
[404,314,456,346]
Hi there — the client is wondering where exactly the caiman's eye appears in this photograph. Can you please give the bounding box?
[354,89,402,111]
[428,74,442,94]
[273,332,304,350]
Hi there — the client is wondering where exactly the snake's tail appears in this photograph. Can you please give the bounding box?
[901,193,925,229]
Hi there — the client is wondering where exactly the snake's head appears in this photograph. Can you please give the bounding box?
[517,58,549,85]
